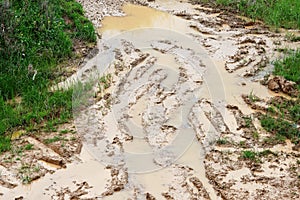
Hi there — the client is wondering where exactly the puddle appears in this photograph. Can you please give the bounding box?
[100,4,192,38]
[93,3,225,199]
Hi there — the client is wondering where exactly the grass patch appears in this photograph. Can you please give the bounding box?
[286,33,300,42]
[274,49,300,90]
[248,90,260,102]
[261,115,299,143]
[0,0,96,153]
[44,136,63,144]
[194,0,300,29]
[269,97,300,123]
[241,150,256,160]
[24,144,34,151]
[252,131,259,140]
[98,73,112,90]
[260,42,300,145]
[258,149,277,157]
[241,150,276,162]
[243,116,252,128]
[260,48,300,145]
[263,134,286,145]
[216,137,229,145]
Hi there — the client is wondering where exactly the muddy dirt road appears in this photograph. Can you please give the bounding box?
[1,0,299,199]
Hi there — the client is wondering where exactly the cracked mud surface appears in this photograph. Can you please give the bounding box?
[1,0,299,199]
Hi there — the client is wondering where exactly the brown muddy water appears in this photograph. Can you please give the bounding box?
[1,2,286,200]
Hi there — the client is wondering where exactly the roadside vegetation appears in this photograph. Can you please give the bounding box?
[0,0,96,152]
[274,50,300,90]
[261,51,300,144]
[194,0,300,29]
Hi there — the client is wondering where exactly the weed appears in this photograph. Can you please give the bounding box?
[242,150,256,160]
[258,149,277,157]
[216,138,229,145]
[268,98,300,123]
[59,129,69,134]
[44,136,62,144]
[98,74,112,90]
[19,164,30,173]
[243,116,252,128]
[285,33,300,42]
[0,136,11,153]
[263,134,287,145]
[252,131,259,140]
[239,141,247,148]
[249,90,259,102]
[21,175,32,184]
[24,144,34,151]
[267,106,276,114]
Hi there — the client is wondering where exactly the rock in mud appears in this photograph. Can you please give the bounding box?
[189,177,210,199]
[267,75,298,96]
[0,179,17,189]
[102,166,128,197]
[146,192,156,200]
[292,143,300,152]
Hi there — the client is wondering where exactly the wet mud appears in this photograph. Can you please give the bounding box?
[1,0,300,199]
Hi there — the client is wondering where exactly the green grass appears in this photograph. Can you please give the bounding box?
[269,98,300,123]
[260,49,300,144]
[195,0,300,29]
[216,137,229,145]
[274,50,300,90]
[24,144,34,150]
[44,136,63,144]
[248,90,260,102]
[242,150,256,160]
[286,33,300,42]
[261,115,299,143]
[241,150,277,162]
[0,0,96,153]
[243,116,252,128]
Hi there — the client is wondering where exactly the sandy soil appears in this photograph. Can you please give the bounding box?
[1,0,299,199]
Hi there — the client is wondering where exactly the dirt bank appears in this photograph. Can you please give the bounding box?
[1,0,299,199]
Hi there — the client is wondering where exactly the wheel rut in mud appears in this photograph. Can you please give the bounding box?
[1,1,299,199]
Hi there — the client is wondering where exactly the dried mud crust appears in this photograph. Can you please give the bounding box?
[0,123,81,189]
